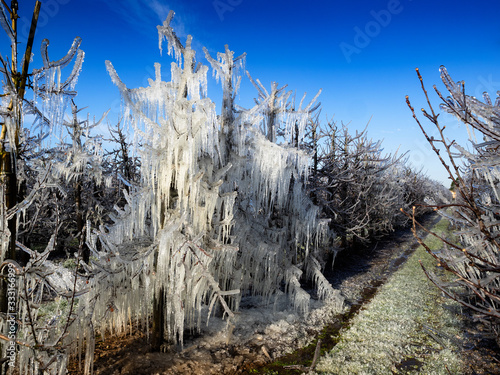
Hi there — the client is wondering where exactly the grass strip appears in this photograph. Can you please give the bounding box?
[313,217,464,375]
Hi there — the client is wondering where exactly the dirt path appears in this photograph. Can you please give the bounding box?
[79,214,499,375]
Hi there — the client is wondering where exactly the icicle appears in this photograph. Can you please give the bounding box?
[157,10,183,62]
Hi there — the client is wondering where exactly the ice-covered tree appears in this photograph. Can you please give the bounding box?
[54,102,109,262]
[310,115,442,252]
[73,11,339,365]
[0,2,113,373]
[0,0,42,266]
[315,120,397,247]
[407,66,500,346]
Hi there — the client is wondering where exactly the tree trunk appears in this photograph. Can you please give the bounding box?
[1,152,17,261]
[75,179,88,263]
[0,151,16,320]
[151,287,165,351]
[0,3,40,369]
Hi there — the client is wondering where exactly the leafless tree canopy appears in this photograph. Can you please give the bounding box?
[407,66,500,346]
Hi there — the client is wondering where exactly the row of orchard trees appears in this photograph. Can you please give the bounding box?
[309,118,444,250]
[0,4,442,374]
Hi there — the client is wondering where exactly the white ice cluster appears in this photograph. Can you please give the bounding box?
[31,37,84,143]
[67,12,339,371]
[1,11,341,375]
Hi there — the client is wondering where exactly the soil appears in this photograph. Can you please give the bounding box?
[68,213,500,374]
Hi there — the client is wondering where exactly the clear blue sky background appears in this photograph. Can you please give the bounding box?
[4,0,500,186]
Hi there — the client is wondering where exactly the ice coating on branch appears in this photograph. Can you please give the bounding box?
[32,38,84,138]
[157,10,183,62]
[41,37,82,69]
[439,66,500,141]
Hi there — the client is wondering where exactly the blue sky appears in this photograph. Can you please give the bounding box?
[5,0,500,185]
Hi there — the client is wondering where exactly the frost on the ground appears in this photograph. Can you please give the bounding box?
[312,219,464,375]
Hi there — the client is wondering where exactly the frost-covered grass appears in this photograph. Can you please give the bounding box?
[313,217,464,374]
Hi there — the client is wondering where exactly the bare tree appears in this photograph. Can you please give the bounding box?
[0,2,101,373]
[314,119,411,248]
[406,66,500,345]
[105,119,140,198]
